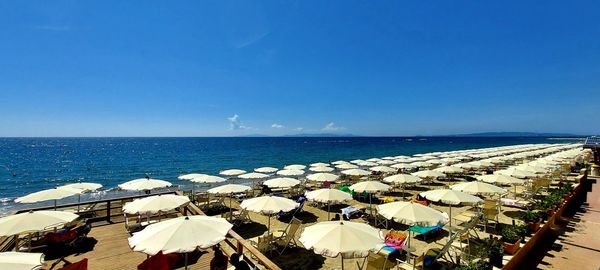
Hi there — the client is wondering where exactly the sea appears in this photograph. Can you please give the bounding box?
[0,137,581,215]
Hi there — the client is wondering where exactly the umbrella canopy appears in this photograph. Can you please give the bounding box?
[119,178,172,191]
[207,184,251,195]
[240,196,299,215]
[0,252,44,270]
[61,182,102,192]
[309,166,335,172]
[341,169,371,176]
[128,216,232,255]
[238,172,269,180]
[307,173,339,182]
[476,174,525,185]
[349,181,390,193]
[515,164,548,174]
[433,166,464,174]
[178,173,205,180]
[356,161,378,167]
[310,162,330,167]
[276,169,305,176]
[219,169,247,176]
[382,174,422,185]
[254,167,279,173]
[263,178,300,189]
[299,221,383,259]
[495,168,536,179]
[123,195,190,215]
[0,211,78,236]
[305,188,352,204]
[376,202,448,226]
[336,163,359,170]
[369,166,396,173]
[419,189,482,205]
[15,187,82,204]
[391,163,418,170]
[179,174,227,183]
[449,182,507,195]
[284,164,307,170]
[412,170,446,179]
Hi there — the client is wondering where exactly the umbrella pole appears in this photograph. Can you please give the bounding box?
[268,215,271,232]
[327,202,331,220]
[341,256,344,270]
[185,253,189,270]
[229,195,233,222]
[54,199,57,210]
[407,231,412,262]
[77,194,81,212]
[369,193,372,216]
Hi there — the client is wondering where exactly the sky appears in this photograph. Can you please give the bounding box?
[0,1,598,137]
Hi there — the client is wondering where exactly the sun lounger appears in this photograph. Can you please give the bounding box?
[340,205,364,220]
[409,224,444,241]
[273,217,302,254]
[500,198,531,209]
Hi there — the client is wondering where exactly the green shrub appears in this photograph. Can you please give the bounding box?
[500,224,526,243]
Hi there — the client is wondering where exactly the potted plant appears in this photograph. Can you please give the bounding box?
[487,237,503,268]
[455,260,492,270]
[500,225,526,255]
[521,210,542,233]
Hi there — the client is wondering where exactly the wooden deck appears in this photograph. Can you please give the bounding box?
[43,222,215,270]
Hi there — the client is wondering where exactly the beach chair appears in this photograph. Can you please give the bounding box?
[249,233,275,254]
[481,199,499,230]
[449,231,471,262]
[396,253,424,270]
[273,217,302,254]
[226,208,252,226]
[357,253,396,270]
[375,209,389,229]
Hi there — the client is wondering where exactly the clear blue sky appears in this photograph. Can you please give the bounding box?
[0,1,598,137]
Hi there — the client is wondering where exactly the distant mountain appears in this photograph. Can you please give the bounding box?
[282,133,359,137]
[452,132,582,137]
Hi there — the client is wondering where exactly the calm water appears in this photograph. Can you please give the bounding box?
[0,137,576,214]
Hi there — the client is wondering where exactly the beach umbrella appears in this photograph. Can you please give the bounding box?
[254,167,279,173]
[495,168,536,179]
[356,161,378,167]
[178,174,226,201]
[284,164,307,170]
[0,252,44,270]
[449,182,507,195]
[476,174,525,185]
[369,166,396,173]
[219,169,247,176]
[129,216,232,269]
[349,181,390,215]
[306,173,339,182]
[15,187,83,209]
[412,170,446,179]
[331,160,349,165]
[434,166,464,174]
[310,162,330,167]
[341,169,371,176]
[238,172,269,180]
[299,221,383,270]
[419,189,482,227]
[515,164,548,174]
[119,178,172,192]
[0,211,78,236]
[453,163,478,170]
[383,174,422,199]
[309,166,335,172]
[123,194,190,215]
[263,178,300,189]
[336,163,359,170]
[377,201,448,226]
[177,173,206,181]
[61,182,102,192]
[207,184,251,220]
[276,169,304,176]
[305,188,352,219]
[240,196,299,230]
[377,160,396,165]
[391,163,418,170]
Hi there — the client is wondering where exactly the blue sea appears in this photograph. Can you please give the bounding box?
[0,137,579,214]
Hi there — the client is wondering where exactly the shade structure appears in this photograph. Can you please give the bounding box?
[495,168,537,179]
[356,161,378,167]
[207,184,251,194]
[177,173,205,181]
[119,178,172,191]
[306,173,339,182]
[310,162,330,167]
[128,216,232,255]
[0,211,78,236]
[411,170,446,179]
[341,169,371,176]
[299,221,383,269]
[276,169,304,176]
[476,174,525,185]
[331,160,349,165]
[254,167,278,173]
[369,166,396,173]
[309,166,335,172]
[263,178,300,189]
[449,182,507,195]
[61,182,103,192]
[284,164,307,170]
[305,189,352,219]
[383,174,422,185]
[0,252,44,270]
[391,163,418,170]
[123,194,190,215]
[15,187,82,204]
[376,201,448,226]
[240,196,299,230]
[349,181,391,193]
[433,166,464,174]
[238,172,269,180]
[419,189,482,227]
[336,163,359,170]
[186,174,226,184]
[219,169,247,176]
[515,164,548,174]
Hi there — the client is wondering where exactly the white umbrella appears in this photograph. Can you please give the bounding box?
[377,201,448,226]
[123,194,190,215]
[129,216,232,269]
[254,167,279,173]
[419,189,482,227]
[0,211,79,236]
[411,170,446,179]
[207,184,251,220]
[449,182,507,195]
[341,169,371,176]
[15,187,83,209]
[306,173,339,182]
[349,181,390,215]
[356,161,378,167]
[309,166,335,172]
[284,164,307,170]
[299,221,383,270]
[0,252,44,270]
[433,166,464,174]
[219,169,247,176]
[305,188,353,219]
[179,174,226,183]
[495,168,536,179]
[369,166,396,173]
[310,162,330,167]
[276,169,305,176]
[336,164,359,170]
[119,178,172,191]
[476,174,525,185]
[263,178,300,189]
[331,160,349,165]
[238,172,269,180]
[61,182,102,192]
[240,196,299,230]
